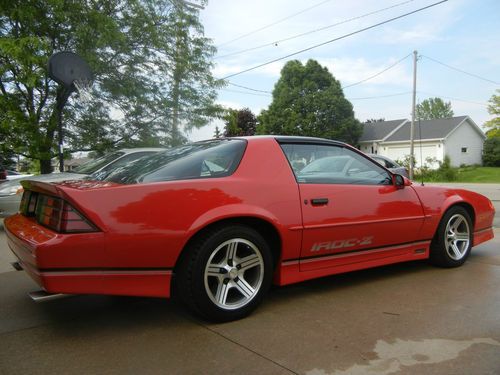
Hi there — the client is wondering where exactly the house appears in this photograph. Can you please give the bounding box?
[51,157,90,172]
[359,116,486,168]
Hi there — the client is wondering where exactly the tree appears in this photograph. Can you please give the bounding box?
[484,90,500,138]
[0,0,220,173]
[223,108,257,137]
[213,125,222,138]
[416,97,454,120]
[258,59,362,144]
[365,118,385,123]
[483,137,500,166]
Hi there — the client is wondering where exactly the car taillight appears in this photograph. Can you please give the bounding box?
[32,194,97,233]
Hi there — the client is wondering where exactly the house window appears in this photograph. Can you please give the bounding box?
[461,147,468,153]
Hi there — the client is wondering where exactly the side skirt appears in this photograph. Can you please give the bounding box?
[275,241,430,286]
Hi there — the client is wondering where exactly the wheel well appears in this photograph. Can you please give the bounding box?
[452,202,475,227]
[174,217,282,274]
[433,202,476,243]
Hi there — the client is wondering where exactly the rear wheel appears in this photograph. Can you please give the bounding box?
[430,206,473,267]
[176,225,273,322]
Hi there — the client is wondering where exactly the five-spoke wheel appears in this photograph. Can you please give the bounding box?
[176,225,273,322]
[204,238,264,310]
[431,206,473,267]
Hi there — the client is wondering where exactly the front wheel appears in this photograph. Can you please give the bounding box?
[430,206,473,268]
[176,225,273,322]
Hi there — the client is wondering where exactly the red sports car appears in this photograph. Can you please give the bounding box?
[4,137,495,321]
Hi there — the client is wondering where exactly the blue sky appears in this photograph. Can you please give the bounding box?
[188,0,500,141]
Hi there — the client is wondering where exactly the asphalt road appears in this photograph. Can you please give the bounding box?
[0,183,499,374]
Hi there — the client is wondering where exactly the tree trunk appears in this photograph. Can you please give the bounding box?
[40,159,53,174]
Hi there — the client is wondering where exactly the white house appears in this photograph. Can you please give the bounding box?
[359,116,486,168]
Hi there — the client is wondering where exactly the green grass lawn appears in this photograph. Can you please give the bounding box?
[416,166,500,183]
[455,167,500,183]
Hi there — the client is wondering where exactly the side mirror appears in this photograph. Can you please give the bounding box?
[393,174,406,189]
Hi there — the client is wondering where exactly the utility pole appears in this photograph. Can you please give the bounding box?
[409,50,418,180]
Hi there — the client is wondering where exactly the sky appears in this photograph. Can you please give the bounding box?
[186,0,500,141]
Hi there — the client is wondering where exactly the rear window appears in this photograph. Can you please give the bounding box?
[100,139,247,184]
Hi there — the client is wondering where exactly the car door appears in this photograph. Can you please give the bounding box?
[279,141,425,272]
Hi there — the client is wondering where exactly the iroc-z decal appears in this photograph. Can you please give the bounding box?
[311,236,374,252]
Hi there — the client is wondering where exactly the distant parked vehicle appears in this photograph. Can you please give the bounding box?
[367,154,409,178]
[0,148,164,218]
[6,170,34,181]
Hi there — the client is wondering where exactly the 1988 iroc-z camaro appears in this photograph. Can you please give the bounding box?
[4,137,495,321]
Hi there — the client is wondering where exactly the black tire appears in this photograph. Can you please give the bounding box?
[175,225,273,322]
[430,206,473,268]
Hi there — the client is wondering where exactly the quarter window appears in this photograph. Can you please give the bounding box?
[281,143,391,185]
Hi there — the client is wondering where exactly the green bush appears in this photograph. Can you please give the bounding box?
[483,137,500,167]
[414,155,457,182]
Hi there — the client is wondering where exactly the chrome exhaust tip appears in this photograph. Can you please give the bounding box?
[11,261,23,271]
[28,290,70,302]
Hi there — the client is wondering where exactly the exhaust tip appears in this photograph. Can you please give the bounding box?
[28,290,70,303]
[11,262,23,271]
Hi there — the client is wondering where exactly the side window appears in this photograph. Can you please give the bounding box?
[281,143,391,185]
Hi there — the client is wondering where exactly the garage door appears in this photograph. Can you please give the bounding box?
[386,145,439,169]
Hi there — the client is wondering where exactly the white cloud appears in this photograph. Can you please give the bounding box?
[318,57,412,87]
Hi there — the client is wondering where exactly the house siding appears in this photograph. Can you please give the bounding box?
[444,120,484,167]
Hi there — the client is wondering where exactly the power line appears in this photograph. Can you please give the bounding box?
[226,53,411,94]
[227,81,272,94]
[217,0,334,48]
[417,91,488,106]
[220,88,272,97]
[221,0,448,80]
[342,53,412,89]
[216,0,416,60]
[421,55,500,85]
[348,91,412,100]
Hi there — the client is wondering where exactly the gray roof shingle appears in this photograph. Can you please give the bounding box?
[360,119,407,142]
[385,116,469,142]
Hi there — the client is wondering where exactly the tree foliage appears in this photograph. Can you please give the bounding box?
[223,108,257,137]
[484,89,500,138]
[258,60,361,145]
[0,0,221,172]
[365,118,385,123]
[483,137,500,167]
[415,97,454,120]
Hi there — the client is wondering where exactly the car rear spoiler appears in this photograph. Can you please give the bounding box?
[21,180,62,196]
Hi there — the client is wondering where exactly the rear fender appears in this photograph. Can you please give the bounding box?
[185,204,301,261]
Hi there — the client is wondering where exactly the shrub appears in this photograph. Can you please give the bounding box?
[483,137,500,167]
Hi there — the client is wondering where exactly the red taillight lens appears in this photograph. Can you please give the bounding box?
[60,204,97,233]
[34,194,97,233]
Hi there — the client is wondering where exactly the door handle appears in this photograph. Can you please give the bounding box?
[311,198,329,206]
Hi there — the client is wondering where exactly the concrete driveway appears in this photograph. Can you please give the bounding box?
[0,183,499,374]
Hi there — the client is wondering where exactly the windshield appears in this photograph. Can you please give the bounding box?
[100,139,246,184]
[74,151,125,174]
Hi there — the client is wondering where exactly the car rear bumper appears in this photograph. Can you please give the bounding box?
[4,214,172,298]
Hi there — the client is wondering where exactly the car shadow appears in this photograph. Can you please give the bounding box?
[29,259,435,333]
